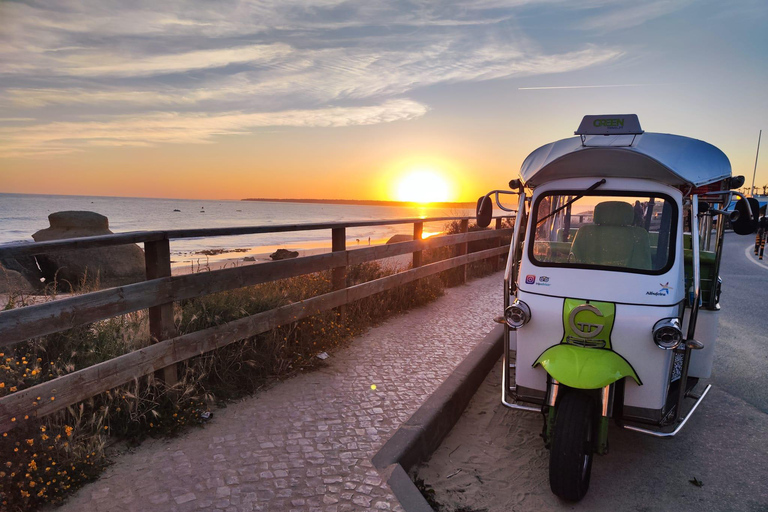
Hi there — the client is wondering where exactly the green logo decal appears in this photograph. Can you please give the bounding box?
[592,118,625,128]
[562,299,614,349]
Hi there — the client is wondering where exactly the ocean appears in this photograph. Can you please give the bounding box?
[0,193,474,267]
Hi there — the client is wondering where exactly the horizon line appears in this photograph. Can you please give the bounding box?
[1,191,476,206]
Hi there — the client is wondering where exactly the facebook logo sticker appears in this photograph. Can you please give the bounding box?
[525,275,535,285]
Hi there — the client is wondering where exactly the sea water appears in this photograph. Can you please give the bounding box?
[0,193,473,264]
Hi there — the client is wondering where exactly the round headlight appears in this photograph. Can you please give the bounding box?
[504,299,531,330]
[652,318,682,350]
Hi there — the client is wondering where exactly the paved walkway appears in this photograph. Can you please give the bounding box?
[58,273,502,512]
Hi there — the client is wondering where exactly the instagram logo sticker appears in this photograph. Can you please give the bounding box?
[525,275,536,285]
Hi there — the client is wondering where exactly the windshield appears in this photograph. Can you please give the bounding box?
[529,192,677,274]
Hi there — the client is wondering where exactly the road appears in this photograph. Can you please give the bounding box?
[711,233,768,413]
[418,233,768,512]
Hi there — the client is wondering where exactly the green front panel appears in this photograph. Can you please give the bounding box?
[533,298,641,389]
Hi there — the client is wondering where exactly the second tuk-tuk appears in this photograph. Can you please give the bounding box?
[476,114,759,501]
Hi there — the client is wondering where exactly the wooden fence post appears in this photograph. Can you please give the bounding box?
[458,219,469,284]
[144,238,178,387]
[331,227,347,324]
[413,221,423,268]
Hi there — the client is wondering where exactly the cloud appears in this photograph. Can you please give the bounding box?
[579,0,696,31]
[0,100,428,157]
[56,44,292,78]
[0,0,636,157]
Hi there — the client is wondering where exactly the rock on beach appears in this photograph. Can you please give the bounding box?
[0,263,36,294]
[270,248,299,260]
[32,211,145,290]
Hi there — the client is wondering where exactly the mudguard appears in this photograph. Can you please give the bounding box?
[534,344,641,389]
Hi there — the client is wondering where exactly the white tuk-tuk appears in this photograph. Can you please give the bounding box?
[476,115,759,501]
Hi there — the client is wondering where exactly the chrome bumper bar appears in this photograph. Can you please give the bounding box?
[501,352,541,413]
[623,384,712,438]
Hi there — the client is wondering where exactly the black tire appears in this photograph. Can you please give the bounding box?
[549,391,596,502]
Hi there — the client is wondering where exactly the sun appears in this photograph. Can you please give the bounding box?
[396,170,451,203]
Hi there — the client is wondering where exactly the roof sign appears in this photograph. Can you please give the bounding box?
[575,114,643,136]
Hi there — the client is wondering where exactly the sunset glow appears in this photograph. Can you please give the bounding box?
[0,2,764,201]
[396,170,451,203]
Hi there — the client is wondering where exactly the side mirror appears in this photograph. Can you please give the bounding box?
[727,175,745,190]
[731,197,759,235]
[476,195,493,228]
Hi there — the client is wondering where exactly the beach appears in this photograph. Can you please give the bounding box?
[171,239,414,276]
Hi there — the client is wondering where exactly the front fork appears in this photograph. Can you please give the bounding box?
[543,378,612,455]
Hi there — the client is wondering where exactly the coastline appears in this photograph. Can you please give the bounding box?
[241,197,476,209]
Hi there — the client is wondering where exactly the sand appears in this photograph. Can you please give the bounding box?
[416,363,556,512]
[171,239,412,276]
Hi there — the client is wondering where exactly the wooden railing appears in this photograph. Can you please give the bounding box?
[0,216,512,433]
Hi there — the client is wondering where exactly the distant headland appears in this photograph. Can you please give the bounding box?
[241,198,476,208]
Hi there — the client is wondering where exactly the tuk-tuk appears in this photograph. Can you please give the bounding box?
[476,114,759,501]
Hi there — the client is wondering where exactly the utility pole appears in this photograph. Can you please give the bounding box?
[750,129,762,197]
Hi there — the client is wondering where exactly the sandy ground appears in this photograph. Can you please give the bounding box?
[171,244,412,276]
[170,236,399,275]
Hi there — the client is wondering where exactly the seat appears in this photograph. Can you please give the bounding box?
[569,201,652,270]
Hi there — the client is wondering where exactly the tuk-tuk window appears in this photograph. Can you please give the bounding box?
[530,192,677,274]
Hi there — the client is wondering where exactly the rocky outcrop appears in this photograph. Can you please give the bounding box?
[0,263,35,294]
[32,211,145,290]
[0,241,44,292]
[270,249,299,260]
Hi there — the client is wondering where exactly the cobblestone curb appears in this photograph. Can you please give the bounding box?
[372,324,504,511]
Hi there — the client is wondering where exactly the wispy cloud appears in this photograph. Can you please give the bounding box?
[579,0,696,31]
[0,100,427,158]
[519,84,648,90]
[53,44,292,78]
[0,0,646,157]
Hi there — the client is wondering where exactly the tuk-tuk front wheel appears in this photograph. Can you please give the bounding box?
[549,391,595,502]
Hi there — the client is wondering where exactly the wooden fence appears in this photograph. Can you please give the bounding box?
[0,216,512,433]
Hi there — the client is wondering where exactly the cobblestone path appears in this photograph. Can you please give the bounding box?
[58,273,502,512]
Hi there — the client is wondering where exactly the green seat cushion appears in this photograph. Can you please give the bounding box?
[569,201,652,270]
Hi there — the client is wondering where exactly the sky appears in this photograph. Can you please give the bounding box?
[0,0,766,201]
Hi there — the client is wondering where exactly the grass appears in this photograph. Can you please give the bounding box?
[0,222,504,511]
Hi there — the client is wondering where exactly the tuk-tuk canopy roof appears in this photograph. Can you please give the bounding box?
[520,132,731,189]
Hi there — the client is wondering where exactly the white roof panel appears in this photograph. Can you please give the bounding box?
[519,132,731,188]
